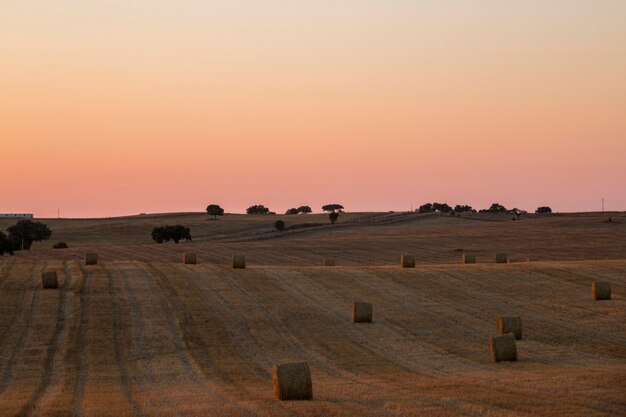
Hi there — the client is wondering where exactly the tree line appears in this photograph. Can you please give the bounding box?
[416,202,552,217]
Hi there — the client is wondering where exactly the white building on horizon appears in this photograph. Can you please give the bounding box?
[0,213,34,219]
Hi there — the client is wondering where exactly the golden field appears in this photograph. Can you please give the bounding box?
[0,212,624,416]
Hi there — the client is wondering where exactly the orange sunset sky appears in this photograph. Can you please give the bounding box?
[2,1,625,217]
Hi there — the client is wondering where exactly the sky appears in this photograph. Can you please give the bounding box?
[1,1,625,217]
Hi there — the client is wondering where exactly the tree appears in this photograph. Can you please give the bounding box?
[329,211,339,224]
[52,242,69,249]
[206,204,224,219]
[246,205,270,215]
[285,208,299,215]
[0,231,15,256]
[480,203,508,213]
[454,205,476,213]
[536,206,552,214]
[7,220,51,250]
[432,202,453,213]
[274,220,285,231]
[151,225,192,244]
[417,203,433,213]
[322,204,344,213]
[509,208,527,220]
[297,205,312,214]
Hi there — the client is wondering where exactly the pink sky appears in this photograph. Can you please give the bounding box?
[2,1,625,217]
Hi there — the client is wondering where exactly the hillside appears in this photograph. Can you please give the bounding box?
[2,212,625,265]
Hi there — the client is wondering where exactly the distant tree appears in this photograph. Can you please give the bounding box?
[329,211,340,224]
[297,205,312,214]
[417,203,433,213]
[151,225,192,244]
[285,208,299,215]
[274,220,285,231]
[454,205,476,213]
[206,204,225,219]
[536,206,552,214]
[52,242,69,249]
[509,208,527,220]
[432,202,453,213]
[7,220,51,250]
[322,204,344,213]
[480,203,508,213]
[246,205,270,215]
[0,231,15,256]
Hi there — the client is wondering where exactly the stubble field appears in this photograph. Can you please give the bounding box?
[0,212,624,416]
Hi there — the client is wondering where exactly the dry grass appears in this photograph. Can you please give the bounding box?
[7,212,625,266]
[0,259,623,415]
[0,212,625,415]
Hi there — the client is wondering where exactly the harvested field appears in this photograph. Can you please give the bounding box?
[5,212,625,265]
[0,257,624,416]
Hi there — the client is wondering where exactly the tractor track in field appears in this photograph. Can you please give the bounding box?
[259,267,415,377]
[172,263,269,380]
[171,263,307,417]
[0,261,46,396]
[103,263,147,417]
[325,267,488,370]
[133,262,218,387]
[147,262,283,417]
[21,261,74,417]
[0,258,16,284]
[143,262,232,393]
[71,264,90,417]
[115,263,182,417]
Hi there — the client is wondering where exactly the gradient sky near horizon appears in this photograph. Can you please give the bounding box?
[2,1,625,217]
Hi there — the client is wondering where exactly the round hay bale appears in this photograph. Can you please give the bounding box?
[232,255,246,269]
[496,316,522,340]
[352,301,373,323]
[400,254,415,268]
[85,253,98,266]
[272,362,313,401]
[495,253,509,264]
[462,254,476,264]
[489,333,517,362]
[592,281,611,300]
[183,252,197,265]
[41,271,59,289]
[323,258,336,267]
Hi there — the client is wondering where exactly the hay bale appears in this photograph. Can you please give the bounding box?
[323,258,335,267]
[232,255,246,269]
[352,301,373,323]
[272,362,313,401]
[496,316,522,340]
[183,252,197,265]
[462,254,476,264]
[85,252,98,265]
[592,281,611,300]
[489,334,517,362]
[400,254,415,268]
[41,271,59,289]
[495,253,509,264]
